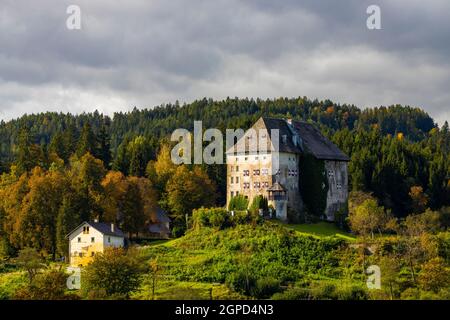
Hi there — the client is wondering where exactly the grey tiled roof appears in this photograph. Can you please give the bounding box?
[227,116,349,161]
[88,222,125,237]
[226,117,302,154]
[155,207,171,223]
[291,120,350,161]
[67,221,125,238]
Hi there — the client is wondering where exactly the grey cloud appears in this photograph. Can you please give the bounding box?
[0,0,449,125]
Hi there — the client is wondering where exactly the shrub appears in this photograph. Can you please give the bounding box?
[225,270,257,297]
[249,195,268,216]
[336,285,368,300]
[14,269,79,300]
[82,248,145,298]
[272,287,310,300]
[228,195,249,211]
[310,282,336,299]
[230,210,250,225]
[418,257,449,292]
[193,208,229,229]
[252,277,281,298]
[171,225,186,238]
[400,287,420,300]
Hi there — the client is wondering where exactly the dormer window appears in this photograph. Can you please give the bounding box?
[282,135,287,144]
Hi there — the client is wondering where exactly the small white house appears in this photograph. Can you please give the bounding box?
[67,221,125,267]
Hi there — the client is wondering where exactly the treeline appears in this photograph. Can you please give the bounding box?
[0,97,448,216]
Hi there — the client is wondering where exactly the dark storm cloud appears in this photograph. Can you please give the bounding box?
[0,0,449,124]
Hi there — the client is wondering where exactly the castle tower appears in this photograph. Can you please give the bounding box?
[267,181,287,221]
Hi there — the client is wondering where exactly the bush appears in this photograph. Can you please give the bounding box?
[252,277,281,298]
[310,282,336,299]
[172,225,186,238]
[225,270,257,297]
[336,285,368,300]
[249,195,268,216]
[193,208,260,229]
[193,208,229,229]
[400,287,420,300]
[272,287,310,300]
[418,257,449,292]
[230,210,250,225]
[228,195,249,211]
[14,269,79,300]
[82,248,145,298]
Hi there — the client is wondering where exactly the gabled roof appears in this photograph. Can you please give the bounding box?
[227,117,349,161]
[226,117,301,155]
[67,221,125,238]
[291,121,350,161]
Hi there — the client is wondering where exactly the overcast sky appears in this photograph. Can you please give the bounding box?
[0,0,449,125]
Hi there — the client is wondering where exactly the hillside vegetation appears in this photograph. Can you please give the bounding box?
[1,219,449,300]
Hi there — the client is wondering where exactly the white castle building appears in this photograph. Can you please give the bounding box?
[226,117,350,221]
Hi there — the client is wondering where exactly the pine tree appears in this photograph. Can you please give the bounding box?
[98,125,112,169]
[76,123,98,158]
[56,193,83,258]
[49,132,67,163]
[16,128,34,174]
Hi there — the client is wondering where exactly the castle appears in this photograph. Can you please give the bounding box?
[226,117,349,221]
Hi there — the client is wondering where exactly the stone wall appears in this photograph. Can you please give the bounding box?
[324,160,349,221]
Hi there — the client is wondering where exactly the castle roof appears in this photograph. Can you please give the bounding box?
[227,117,349,161]
[291,120,350,161]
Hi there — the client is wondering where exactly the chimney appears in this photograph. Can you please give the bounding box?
[286,118,293,125]
[111,223,115,233]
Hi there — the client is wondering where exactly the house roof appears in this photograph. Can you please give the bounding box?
[227,117,349,161]
[149,223,170,234]
[226,117,302,155]
[148,206,171,224]
[67,221,125,238]
[155,207,171,223]
[291,120,350,161]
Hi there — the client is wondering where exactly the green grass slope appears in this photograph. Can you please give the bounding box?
[135,221,366,300]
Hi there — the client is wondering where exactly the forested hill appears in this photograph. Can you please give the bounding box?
[0,97,449,216]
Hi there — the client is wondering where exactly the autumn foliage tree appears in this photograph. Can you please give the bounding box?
[166,165,218,221]
[348,199,390,239]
